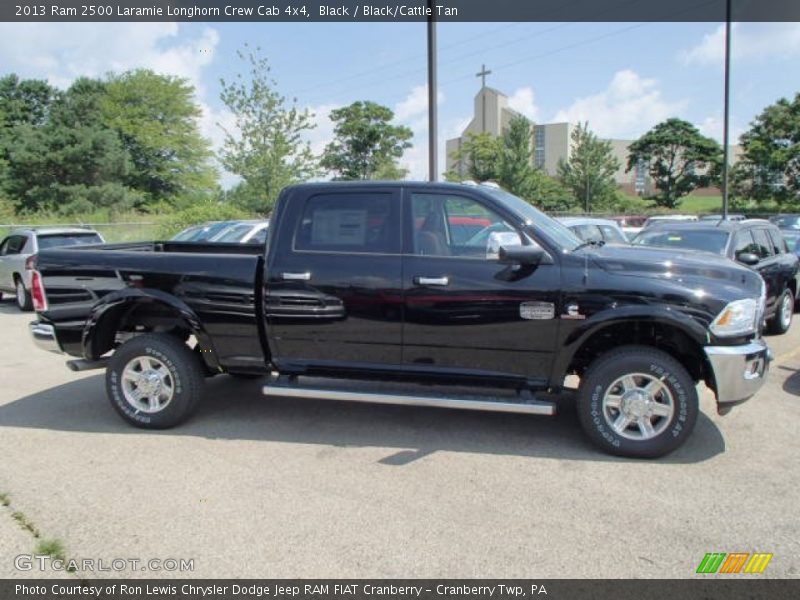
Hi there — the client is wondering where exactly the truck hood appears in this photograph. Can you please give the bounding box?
[588,244,757,290]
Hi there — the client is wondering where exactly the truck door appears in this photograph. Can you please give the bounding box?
[264,187,403,371]
[401,190,560,384]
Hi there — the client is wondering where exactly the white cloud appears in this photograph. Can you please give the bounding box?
[681,23,800,66]
[304,103,339,157]
[552,69,687,139]
[0,23,219,91]
[697,114,744,145]
[507,86,540,121]
[393,84,446,180]
[393,84,444,122]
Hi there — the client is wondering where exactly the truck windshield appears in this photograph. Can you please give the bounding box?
[482,188,582,252]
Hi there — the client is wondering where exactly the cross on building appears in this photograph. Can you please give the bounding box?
[476,64,492,89]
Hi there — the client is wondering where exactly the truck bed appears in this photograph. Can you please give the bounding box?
[35,241,267,371]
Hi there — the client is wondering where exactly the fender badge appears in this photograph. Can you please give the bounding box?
[520,301,555,320]
[562,303,586,320]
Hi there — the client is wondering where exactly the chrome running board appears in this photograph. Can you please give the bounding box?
[262,382,556,416]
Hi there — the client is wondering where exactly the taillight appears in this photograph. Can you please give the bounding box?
[31,271,47,312]
[25,253,38,270]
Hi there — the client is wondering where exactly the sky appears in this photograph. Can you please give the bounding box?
[0,20,799,185]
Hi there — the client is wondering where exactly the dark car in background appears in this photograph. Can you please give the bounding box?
[699,214,746,222]
[770,214,800,230]
[633,220,799,334]
[780,229,800,259]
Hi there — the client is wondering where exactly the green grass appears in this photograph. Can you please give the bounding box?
[0,493,9,507]
[35,538,68,563]
[11,511,40,538]
[679,196,722,213]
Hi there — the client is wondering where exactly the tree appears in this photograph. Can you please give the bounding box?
[627,118,722,209]
[219,47,318,213]
[0,75,58,203]
[0,74,56,128]
[320,101,412,180]
[737,92,800,205]
[498,115,536,196]
[4,77,134,214]
[525,169,575,212]
[445,132,502,182]
[101,69,217,207]
[557,122,620,212]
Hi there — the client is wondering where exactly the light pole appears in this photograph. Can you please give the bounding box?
[722,0,732,218]
[426,2,438,182]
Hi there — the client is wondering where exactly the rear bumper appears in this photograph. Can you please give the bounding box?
[704,339,771,410]
[29,321,63,354]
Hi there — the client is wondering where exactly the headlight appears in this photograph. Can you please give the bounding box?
[710,298,759,337]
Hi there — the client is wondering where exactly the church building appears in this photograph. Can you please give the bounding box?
[445,67,651,196]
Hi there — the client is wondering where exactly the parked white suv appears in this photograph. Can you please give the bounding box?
[0,227,104,311]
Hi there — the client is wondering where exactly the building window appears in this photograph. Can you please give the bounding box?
[534,126,545,169]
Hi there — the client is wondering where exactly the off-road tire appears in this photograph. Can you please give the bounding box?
[106,333,204,429]
[576,345,699,458]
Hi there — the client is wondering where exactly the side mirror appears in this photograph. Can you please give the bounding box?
[499,245,549,266]
[486,231,522,259]
[737,252,760,266]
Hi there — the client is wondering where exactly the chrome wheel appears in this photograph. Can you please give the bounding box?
[120,356,175,413]
[780,292,793,330]
[602,373,675,441]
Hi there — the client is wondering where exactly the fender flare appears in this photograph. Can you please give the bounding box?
[551,306,708,384]
[81,287,220,371]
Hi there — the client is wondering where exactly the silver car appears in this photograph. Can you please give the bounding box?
[0,227,104,311]
[556,217,629,244]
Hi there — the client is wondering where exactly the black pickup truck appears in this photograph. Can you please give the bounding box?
[28,182,771,458]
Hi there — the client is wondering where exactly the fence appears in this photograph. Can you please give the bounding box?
[0,222,159,243]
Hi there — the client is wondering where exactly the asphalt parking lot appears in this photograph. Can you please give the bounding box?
[0,299,798,579]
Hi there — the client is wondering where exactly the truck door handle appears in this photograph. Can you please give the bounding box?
[414,276,449,286]
[281,272,311,281]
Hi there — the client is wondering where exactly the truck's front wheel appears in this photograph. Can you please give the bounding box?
[576,346,698,458]
[106,334,204,429]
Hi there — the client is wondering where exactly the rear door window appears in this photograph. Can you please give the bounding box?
[295,192,400,254]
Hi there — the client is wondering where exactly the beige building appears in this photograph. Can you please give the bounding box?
[445,86,651,195]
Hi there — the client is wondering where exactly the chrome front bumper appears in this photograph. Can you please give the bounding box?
[704,339,771,408]
[29,321,63,354]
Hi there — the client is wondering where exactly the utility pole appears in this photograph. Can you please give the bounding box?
[427,2,438,181]
[722,0,732,218]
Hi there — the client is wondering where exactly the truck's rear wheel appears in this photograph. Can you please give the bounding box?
[106,334,204,429]
[576,346,698,458]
